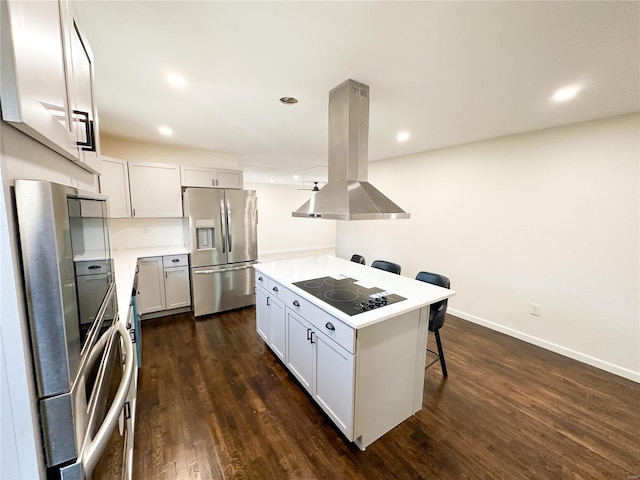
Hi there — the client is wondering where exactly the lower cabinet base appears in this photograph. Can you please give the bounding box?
[351,307,429,450]
[258,304,430,451]
[141,306,191,321]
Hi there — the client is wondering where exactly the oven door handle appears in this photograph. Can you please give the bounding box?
[82,321,135,477]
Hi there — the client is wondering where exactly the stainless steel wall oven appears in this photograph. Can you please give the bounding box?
[13,180,135,480]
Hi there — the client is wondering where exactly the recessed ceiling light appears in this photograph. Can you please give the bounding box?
[396,131,410,142]
[552,85,580,102]
[167,73,187,88]
[158,126,173,136]
[293,174,300,180]
[280,97,298,105]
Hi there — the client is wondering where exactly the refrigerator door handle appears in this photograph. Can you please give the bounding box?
[226,198,232,252]
[219,198,227,253]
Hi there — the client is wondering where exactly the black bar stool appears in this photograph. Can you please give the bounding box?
[415,271,451,377]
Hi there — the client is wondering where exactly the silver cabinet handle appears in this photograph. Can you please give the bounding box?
[310,331,315,344]
[272,286,278,293]
[293,300,300,307]
[258,276,263,281]
[325,322,335,331]
[171,258,180,263]
[306,328,311,341]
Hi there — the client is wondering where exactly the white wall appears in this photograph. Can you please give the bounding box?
[100,137,336,255]
[1,121,98,191]
[0,122,92,479]
[245,182,336,257]
[336,113,640,382]
[102,136,239,250]
[110,217,186,250]
[101,134,239,169]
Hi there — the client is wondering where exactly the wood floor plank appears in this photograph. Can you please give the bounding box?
[133,309,640,479]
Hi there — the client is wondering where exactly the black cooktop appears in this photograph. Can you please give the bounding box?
[292,276,406,316]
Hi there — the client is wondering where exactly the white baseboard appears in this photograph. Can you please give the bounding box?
[259,245,335,256]
[448,308,640,383]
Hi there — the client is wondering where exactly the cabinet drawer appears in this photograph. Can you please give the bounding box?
[75,260,109,276]
[255,272,268,289]
[287,292,355,354]
[162,254,189,267]
[267,278,288,301]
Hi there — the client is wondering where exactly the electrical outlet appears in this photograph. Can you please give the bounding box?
[530,303,542,317]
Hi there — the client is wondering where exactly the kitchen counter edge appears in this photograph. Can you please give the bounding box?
[253,255,455,329]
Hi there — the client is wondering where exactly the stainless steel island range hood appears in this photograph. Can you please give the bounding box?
[292,79,410,220]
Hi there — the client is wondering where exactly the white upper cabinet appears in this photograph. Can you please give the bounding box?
[66,7,101,172]
[180,166,243,189]
[100,156,131,218]
[0,0,78,159]
[128,162,182,218]
[0,0,101,173]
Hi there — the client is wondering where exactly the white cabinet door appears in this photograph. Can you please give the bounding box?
[66,12,100,172]
[137,257,165,314]
[286,309,314,393]
[163,266,191,309]
[268,296,286,362]
[314,331,355,440]
[128,162,182,217]
[180,166,244,189]
[1,0,78,160]
[100,157,131,218]
[180,166,214,188]
[255,285,285,362]
[214,169,243,189]
[255,285,270,343]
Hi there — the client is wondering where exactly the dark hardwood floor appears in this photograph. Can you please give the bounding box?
[134,308,639,480]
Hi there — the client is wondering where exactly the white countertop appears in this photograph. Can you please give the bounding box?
[112,246,189,321]
[254,255,455,329]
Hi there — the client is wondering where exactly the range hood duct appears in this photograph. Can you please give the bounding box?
[292,79,410,221]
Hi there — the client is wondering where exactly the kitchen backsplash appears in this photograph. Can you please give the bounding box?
[110,217,186,250]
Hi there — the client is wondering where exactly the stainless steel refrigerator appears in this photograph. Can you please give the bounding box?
[184,188,258,316]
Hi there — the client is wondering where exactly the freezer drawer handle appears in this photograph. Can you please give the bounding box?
[325,322,335,331]
[272,286,278,293]
[193,264,255,275]
[292,300,300,307]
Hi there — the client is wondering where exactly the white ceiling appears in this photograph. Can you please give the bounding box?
[75,1,639,185]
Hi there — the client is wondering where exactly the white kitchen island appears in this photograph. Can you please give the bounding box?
[254,255,455,450]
